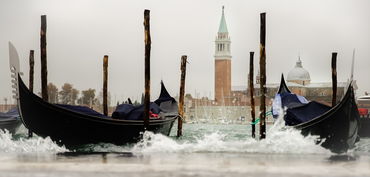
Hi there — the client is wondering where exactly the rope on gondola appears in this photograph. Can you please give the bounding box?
[250,111,272,125]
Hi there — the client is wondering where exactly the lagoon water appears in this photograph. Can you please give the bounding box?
[0,120,370,177]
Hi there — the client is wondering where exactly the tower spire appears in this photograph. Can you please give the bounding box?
[218,6,228,33]
[215,6,231,59]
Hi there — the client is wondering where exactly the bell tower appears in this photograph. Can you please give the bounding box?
[214,6,232,103]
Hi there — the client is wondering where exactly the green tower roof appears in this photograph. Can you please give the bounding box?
[218,6,228,33]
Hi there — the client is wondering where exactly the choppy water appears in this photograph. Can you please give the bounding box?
[0,119,370,177]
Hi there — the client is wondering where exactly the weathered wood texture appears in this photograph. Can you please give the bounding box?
[40,15,48,101]
[259,12,266,139]
[103,55,109,116]
[143,9,151,129]
[249,52,256,138]
[331,52,338,106]
[29,50,35,138]
[29,50,35,93]
[177,55,187,137]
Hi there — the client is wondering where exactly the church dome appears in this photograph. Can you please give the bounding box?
[287,57,310,82]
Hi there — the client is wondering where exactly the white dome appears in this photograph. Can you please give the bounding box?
[287,58,310,81]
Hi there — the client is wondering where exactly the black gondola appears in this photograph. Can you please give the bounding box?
[0,108,21,134]
[9,42,178,147]
[273,74,360,153]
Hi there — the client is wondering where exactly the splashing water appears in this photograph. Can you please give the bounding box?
[0,110,333,155]
[0,102,334,156]
[130,116,330,154]
[0,128,67,153]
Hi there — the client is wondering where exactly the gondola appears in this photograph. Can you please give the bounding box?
[8,42,179,147]
[0,107,21,134]
[273,74,360,153]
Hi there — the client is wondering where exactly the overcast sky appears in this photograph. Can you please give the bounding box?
[0,0,369,104]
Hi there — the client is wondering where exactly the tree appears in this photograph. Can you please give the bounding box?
[59,83,79,105]
[71,88,79,105]
[81,88,96,106]
[47,82,58,103]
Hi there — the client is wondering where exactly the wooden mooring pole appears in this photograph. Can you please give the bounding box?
[259,12,266,139]
[331,52,337,106]
[40,15,48,101]
[143,9,151,129]
[249,52,256,138]
[29,50,34,93]
[28,50,34,138]
[103,55,109,116]
[177,55,187,137]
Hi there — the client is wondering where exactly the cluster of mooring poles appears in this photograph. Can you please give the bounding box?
[143,10,188,136]
[28,15,48,138]
[248,13,338,139]
[248,13,267,139]
[26,11,340,141]
[27,15,48,137]
[28,10,188,138]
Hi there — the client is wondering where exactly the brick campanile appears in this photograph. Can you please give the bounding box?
[214,6,232,104]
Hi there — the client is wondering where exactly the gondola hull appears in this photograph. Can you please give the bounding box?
[18,76,177,146]
[277,75,360,153]
[293,92,359,153]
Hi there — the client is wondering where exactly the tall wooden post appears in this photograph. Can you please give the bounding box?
[143,9,151,129]
[331,52,337,106]
[103,55,109,116]
[28,50,35,138]
[40,15,48,101]
[177,55,187,137]
[249,52,256,138]
[259,12,266,139]
[29,50,35,93]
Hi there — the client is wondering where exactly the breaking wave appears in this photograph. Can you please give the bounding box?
[0,127,68,153]
[130,117,330,154]
[0,116,335,155]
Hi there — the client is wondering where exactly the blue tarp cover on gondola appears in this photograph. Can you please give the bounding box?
[285,101,331,126]
[272,92,308,118]
[112,81,178,120]
[112,102,161,120]
[272,92,330,126]
[56,104,109,118]
[55,81,178,120]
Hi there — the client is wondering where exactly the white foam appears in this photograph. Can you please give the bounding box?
[131,117,330,154]
[130,106,330,154]
[0,129,68,153]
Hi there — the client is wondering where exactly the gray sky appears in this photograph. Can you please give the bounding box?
[0,0,369,104]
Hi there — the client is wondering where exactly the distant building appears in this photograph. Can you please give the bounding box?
[183,7,352,122]
[241,58,350,106]
[214,6,232,105]
[213,6,349,106]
